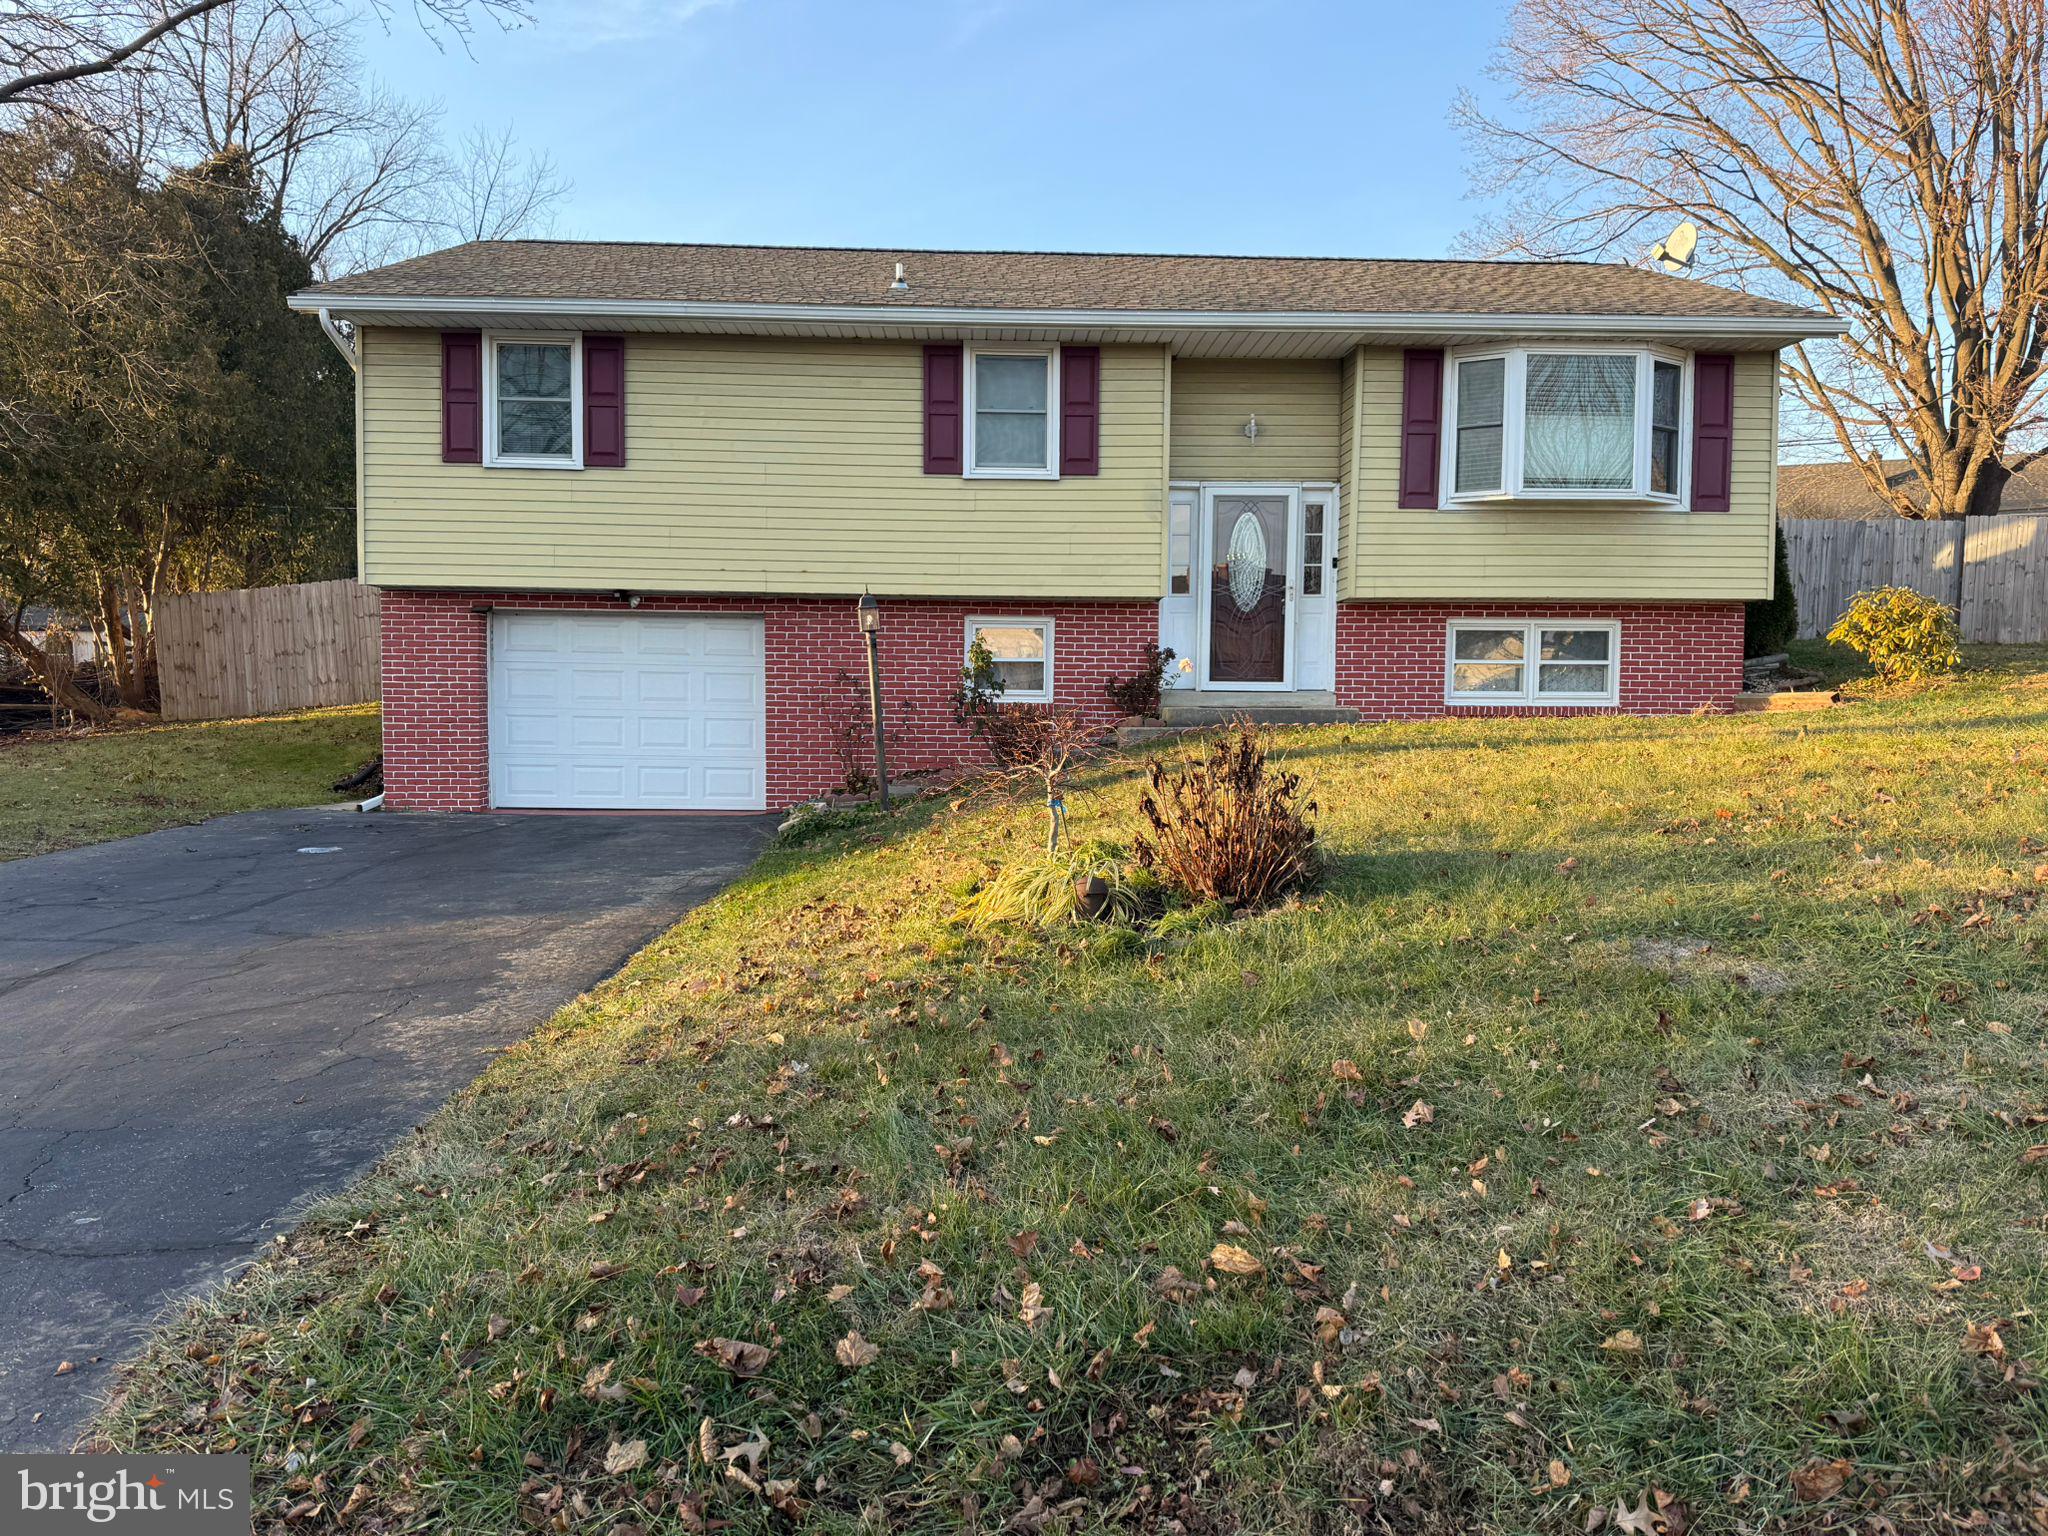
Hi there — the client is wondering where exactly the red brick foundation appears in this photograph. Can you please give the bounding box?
[378,591,1158,812]
[1334,601,1745,719]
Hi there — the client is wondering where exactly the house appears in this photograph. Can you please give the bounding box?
[288,242,1842,814]
[1779,457,2048,519]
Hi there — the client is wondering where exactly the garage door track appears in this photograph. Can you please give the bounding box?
[0,807,775,1452]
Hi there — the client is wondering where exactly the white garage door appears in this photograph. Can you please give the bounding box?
[488,611,766,810]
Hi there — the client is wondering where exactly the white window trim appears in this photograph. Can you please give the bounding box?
[1444,618,1621,707]
[965,616,1055,703]
[1440,346,1690,507]
[485,331,583,470]
[964,344,1061,480]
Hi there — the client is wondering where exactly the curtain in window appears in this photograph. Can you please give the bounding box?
[1523,354,1635,490]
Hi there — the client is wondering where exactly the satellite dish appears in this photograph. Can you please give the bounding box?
[1651,220,1698,273]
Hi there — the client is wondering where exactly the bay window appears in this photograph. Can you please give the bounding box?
[1443,348,1689,503]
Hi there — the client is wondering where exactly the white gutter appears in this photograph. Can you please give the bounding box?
[315,306,358,372]
[285,290,1848,342]
[355,791,383,812]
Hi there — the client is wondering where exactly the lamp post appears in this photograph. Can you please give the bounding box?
[856,593,890,811]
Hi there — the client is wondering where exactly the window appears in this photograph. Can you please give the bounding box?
[1445,620,1618,706]
[1167,494,1194,595]
[967,618,1053,701]
[1301,497,1329,596]
[967,347,1058,477]
[487,334,581,467]
[1442,348,1688,503]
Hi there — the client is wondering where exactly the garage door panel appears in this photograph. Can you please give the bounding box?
[569,617,630,654]
[490,612,767,810]
[636,669,696,705]
[571,668,626,703]
[700,716,757,752]
[700,620,762,659]
[499,666,564,705]
[502,712,562,749]
[702,670,758,705]
[569,714,627,750]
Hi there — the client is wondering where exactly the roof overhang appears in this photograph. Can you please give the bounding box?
[288,291,1846,357]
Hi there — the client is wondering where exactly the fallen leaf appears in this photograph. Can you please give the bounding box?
[1790,1458,1850,1503]
[1208,1243,1264,1276]
[699,1337,774,1378]
[834,1330,879,1369]
[1963,1320,2008,1358]
[1331,1059,1364,1082]
[604,1439,649,1475]
[1548,1459,1571,1488]
[1402,1099,1435,1129]
[1601,1329,1644,1356]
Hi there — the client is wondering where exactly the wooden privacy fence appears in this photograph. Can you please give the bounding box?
[1782,513,2048,643]
[156,579,381,722]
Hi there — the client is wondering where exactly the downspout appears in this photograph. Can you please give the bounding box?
[317,307,358,373]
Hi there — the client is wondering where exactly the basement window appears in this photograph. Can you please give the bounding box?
[966,617,1053,701]
[1445,620,1619,706]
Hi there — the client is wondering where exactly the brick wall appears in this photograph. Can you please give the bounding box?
[379,591,1158,812]
[1334,601,1745,719]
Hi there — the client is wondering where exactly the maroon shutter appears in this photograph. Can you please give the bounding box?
[923,344,964,474]
[1398,349,1444,509]
[1058,346,1100,476]
[1691,353,1735,511]
[584,335,625,467]
[442,331,482,464]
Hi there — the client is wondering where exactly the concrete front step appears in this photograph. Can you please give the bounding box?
[1158,690,1359,727]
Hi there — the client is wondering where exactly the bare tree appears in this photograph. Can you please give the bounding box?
[0,0,527,110]
[1461,0,2048,519]
[431,120,566,242]
[58,1,565,274]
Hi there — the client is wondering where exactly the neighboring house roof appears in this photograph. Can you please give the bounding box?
[293,241,1843,354]
[1779,458,2048,518]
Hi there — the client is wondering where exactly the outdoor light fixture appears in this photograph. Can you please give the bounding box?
[1243,414,1260,442]
[855,593,890,810]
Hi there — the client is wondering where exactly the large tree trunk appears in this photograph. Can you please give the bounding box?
[0,616,113,723]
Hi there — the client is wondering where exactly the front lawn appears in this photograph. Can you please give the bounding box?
[0,705,381,861]
[97,660,2048,1533]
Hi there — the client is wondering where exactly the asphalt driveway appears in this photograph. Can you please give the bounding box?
[0,807,775,1452]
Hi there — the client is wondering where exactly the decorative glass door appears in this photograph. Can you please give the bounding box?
[1204,491,1293,686]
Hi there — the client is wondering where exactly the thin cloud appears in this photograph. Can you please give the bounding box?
[550,0,743,49]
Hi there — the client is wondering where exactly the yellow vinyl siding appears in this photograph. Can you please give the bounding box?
[1340,347,1779,601]
[357,330,1168,597]
[1168,358,1341,482]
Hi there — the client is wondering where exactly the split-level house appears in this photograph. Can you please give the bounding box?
[289,243,1842,813]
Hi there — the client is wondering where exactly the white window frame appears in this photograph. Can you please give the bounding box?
[965,616,1055,703]
[964,344,1061,480]
[1440,346,1690,506]
[485,332,583,470]
[1444,618,1621,707]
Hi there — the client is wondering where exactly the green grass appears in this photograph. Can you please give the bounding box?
[0,705,381,861]
[94,656,2048,1534]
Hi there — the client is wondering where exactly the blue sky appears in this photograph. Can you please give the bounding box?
[374,0,1511,256]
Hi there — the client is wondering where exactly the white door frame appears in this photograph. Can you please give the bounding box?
[1197,482,1300,691]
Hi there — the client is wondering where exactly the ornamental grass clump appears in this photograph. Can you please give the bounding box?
[1827,584,1962,683]
[1133,725,1318,909]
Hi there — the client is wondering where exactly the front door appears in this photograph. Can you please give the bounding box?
[1201,486,1295,688]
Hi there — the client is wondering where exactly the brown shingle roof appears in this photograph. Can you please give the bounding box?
[1779,458,2048,518]
[305,240,1826,322]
